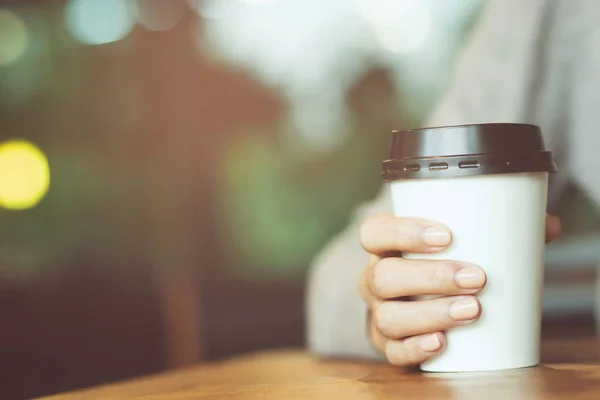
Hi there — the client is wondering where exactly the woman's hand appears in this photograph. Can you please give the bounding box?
[358,213,561,367]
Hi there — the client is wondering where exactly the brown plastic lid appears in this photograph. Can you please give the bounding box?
[382,123,558,181]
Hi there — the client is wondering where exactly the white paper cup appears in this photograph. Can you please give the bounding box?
[382,123,557,372]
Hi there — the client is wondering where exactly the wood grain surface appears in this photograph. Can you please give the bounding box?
[40,338,600,400]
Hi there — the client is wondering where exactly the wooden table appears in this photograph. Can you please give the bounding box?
[41,338,600,399]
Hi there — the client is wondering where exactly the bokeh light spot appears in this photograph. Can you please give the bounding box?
[355,0,412,26]
[189,0,239,19]
[0,140,50,210]
[372,1,431,54]
[65,0,137,45]
[0,9,29,66]
[138,0,184,31]
[242,0,278,4]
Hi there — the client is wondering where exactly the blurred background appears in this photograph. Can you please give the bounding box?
[1,0,600,399]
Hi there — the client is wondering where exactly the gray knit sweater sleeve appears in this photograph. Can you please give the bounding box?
[306,185,392,360]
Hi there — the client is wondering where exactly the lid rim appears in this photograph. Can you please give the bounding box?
[392,122,541,134]
[383,123,557,181]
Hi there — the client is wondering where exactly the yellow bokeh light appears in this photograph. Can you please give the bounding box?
[0,140,50,210]
[0,9,29,66]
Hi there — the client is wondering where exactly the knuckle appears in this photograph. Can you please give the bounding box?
[359,221,374,249]
[370,258,394,297]
[384,341,404,366]
[385,341,418,367]
[404,342,424,365]
[396,218,425,247]
[392,221,412,248]
[427,262,456,288]
[433,262,456,281]
[370,321,387,354]
[374,302,397,337]
[391,223,405,244]
[358,269,371,302]
[359,256,380,301]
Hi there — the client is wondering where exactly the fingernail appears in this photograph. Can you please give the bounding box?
[455,266,486,289]
[449,298,480,321]
[422,227,451,247]
[419,333,442,352]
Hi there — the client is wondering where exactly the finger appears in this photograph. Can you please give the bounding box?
[374,295,481,339]
[360,213,452,255]
[386,332,446,367]
[369,316,388,355]
[545,214,561,243]
[369,318,446,367]
[369,258,486,299]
